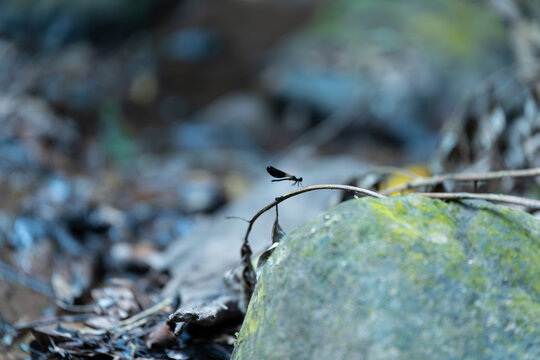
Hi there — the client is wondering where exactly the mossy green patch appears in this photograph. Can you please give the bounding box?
[307,0,506,66]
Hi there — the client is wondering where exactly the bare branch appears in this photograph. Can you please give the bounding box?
[381,167,540,195]
[417,192,540,209]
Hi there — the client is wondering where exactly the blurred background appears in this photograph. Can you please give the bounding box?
[1,0,538,358]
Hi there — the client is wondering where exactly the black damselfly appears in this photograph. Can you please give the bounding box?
[266,166,303,186]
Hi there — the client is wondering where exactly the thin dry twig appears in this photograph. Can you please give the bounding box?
[55,301,98,314]
[112,318,149,335]
[241,184,385,300]
[114,297,173,329]
[381,167,540,195]
[417,192,540,209]
[77,297,175,336]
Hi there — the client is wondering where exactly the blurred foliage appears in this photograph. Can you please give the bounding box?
[309,0,507,65]
[99,101,137,163]
[0,0,173,47]
[262,0,512,147]
[514,0,540,20]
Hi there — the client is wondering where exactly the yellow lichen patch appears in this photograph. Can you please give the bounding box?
[380,164,430,195]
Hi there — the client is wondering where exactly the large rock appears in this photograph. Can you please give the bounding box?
[232,195,540,360]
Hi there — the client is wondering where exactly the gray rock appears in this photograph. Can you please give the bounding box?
[233,195,540,360]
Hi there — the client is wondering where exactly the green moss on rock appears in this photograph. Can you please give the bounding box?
[232,195,540,360]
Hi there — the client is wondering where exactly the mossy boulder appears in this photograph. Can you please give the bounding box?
[232,195,540,360]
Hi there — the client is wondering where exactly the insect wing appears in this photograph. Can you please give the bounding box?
[267,166,290,179]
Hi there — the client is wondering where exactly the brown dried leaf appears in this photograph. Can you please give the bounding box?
[168,295,241,327]
[256,242,279,279]
[271,210,286,244]
[31,324,74,348]
[145,321,178,348]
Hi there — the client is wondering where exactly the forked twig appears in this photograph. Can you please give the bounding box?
[240,185,385,300]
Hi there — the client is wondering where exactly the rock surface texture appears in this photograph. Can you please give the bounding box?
[232,195,540,360]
